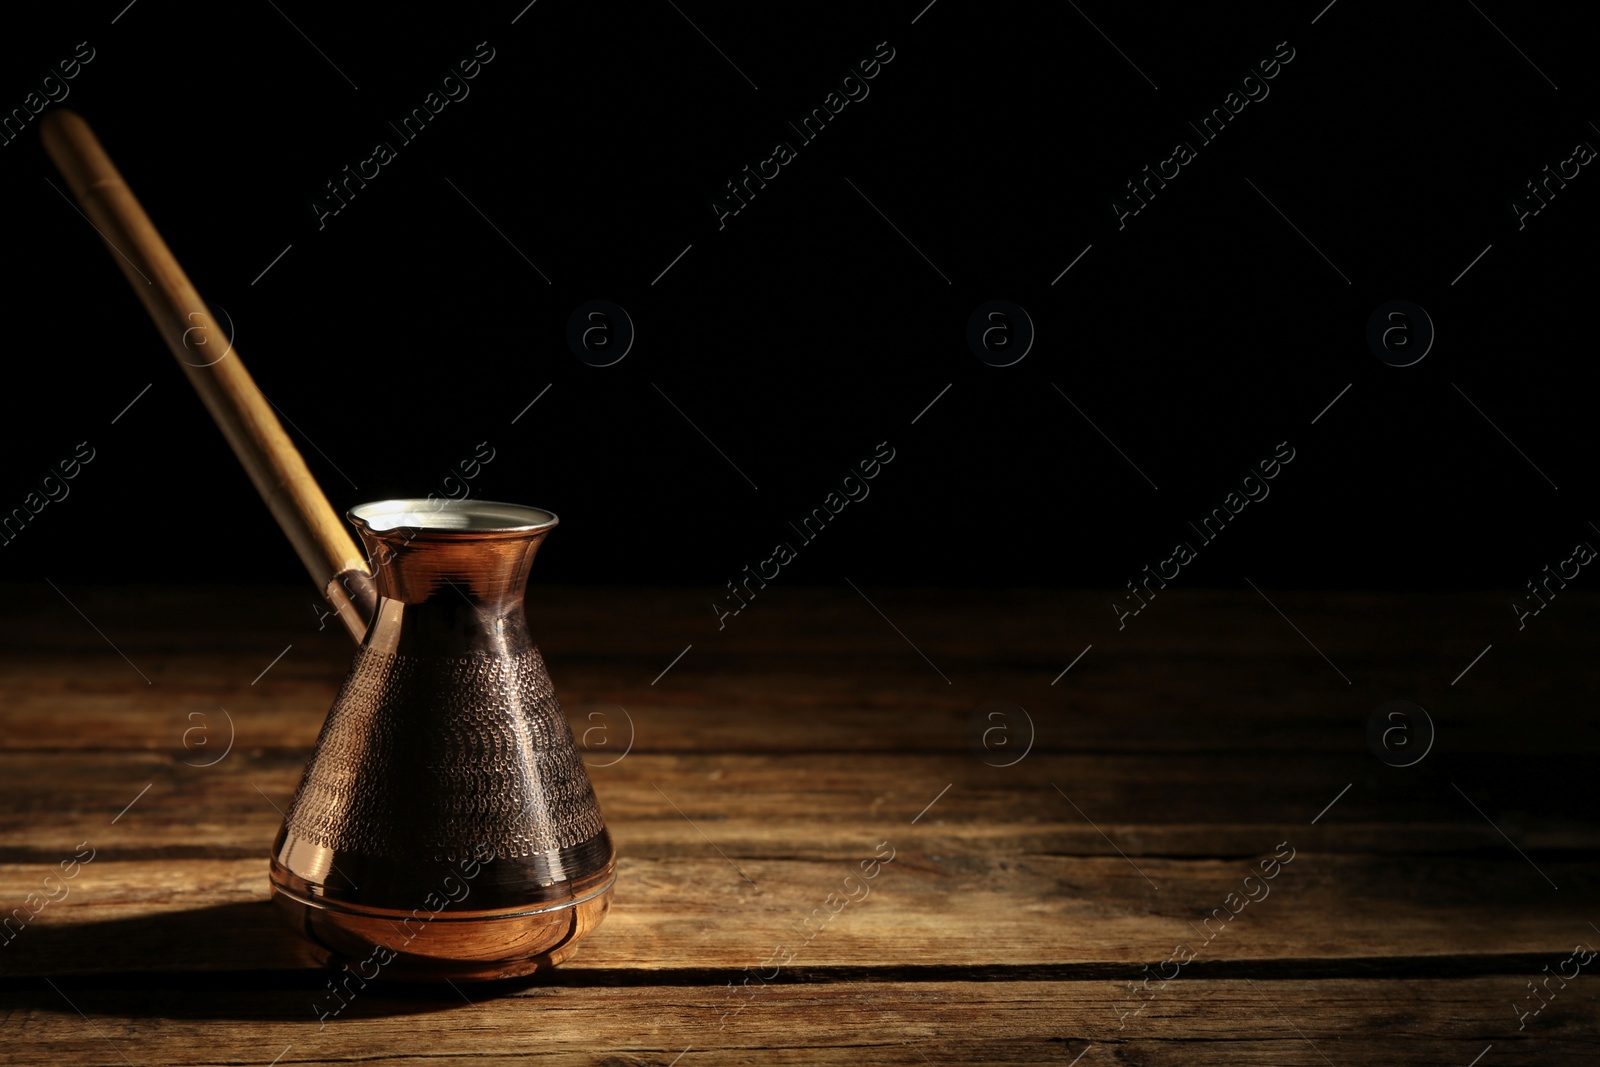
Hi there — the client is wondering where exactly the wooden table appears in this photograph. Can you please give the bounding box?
[3,583,1597,1064]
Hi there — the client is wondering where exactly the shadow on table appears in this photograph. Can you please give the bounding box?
[5,901,542,1021]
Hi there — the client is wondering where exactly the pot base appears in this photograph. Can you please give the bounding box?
[269,866,614,982]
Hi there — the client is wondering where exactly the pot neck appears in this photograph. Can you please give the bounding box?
[347,499,559,618]
[356,525,549,613]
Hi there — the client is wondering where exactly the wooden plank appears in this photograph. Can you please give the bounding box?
[2,584,1594,1064]
[2,586,1596,755]
[0,978,1595,1065]
[2,850,1595,976]
[1,750,1595,858]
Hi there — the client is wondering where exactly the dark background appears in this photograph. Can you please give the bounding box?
[0,1,1592,596]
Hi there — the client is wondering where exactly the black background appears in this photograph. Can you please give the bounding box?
[1,1,1593,597]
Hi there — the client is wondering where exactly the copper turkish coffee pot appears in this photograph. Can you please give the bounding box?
[41,110,616,981]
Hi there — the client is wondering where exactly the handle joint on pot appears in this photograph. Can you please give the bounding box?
[325,568,379,643]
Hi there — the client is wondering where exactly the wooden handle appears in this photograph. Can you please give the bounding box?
[40,109,375,642]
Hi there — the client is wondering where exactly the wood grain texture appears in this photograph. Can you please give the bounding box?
[0,585,1594,1065]
[1,750,1597,857]
[2,585,1595,755]
[1,853,1596,977]
[2,980,1596,1065]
